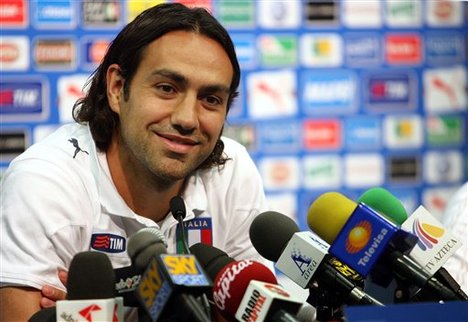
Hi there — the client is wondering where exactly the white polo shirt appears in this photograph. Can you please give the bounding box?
[0,123,272,292]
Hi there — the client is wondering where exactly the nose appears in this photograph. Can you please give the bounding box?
[171,94,199,135]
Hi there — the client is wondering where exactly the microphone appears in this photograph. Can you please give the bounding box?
[189,242,235,283]
[127,229,212,322]
[170,196,191,254]
[190,243,303,322]
[55,251,124,322]
[357,187,408,225]
[249,211,384,308]
[358,187,467,301]
[308,192,460,302]
[28,307,56,322]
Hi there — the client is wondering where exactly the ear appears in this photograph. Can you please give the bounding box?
[107,64,125,114]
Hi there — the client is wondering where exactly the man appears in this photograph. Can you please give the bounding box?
[0,3,270,320]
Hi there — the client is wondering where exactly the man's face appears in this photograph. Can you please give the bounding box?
[108,30,233,182]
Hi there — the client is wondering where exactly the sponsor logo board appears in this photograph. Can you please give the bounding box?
[0,36,29,70]
[301,69,357,115]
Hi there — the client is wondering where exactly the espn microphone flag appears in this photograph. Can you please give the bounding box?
[402,205,462,274]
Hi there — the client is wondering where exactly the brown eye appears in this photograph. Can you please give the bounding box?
[204,95,222,106]
[156,84,176,94]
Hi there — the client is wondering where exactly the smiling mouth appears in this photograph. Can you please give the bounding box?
[157,133,199,153]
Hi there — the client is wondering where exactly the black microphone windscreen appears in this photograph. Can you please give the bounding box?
[189,243,235,280]
[249,211,300,262]
[28,307,56,322]
[127,230,167,272]
[170,196,186,219]
[66,251,115,300]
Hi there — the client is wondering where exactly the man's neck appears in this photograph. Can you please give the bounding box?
[105,142,185,223]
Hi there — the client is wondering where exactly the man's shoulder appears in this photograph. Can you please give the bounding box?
[220,136,249,158]
[7,123,98,181]
[16,123,95,162]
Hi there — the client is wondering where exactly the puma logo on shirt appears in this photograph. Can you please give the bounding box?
[68,138,89,158]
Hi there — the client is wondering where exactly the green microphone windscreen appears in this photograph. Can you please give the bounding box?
[357,187,408,225]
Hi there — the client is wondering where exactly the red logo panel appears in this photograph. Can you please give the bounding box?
[303,119,341,149]
[0,0,27,28]
[385,33,422,65]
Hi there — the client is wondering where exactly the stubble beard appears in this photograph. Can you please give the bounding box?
[125,136,211,189]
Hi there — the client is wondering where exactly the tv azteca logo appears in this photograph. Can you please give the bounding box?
[412,219,445,250]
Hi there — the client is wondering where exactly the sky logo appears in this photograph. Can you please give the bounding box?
[412,219,444,250]
[346,220,372,254]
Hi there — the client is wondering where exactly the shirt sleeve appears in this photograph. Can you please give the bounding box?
[0,158,93,291]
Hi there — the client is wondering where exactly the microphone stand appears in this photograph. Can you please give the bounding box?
[170,196,213,321]
[308,283,344,322]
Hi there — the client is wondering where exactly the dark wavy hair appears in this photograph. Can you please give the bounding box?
[73,3,240,169]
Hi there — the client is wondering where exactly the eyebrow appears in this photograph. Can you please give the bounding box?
[149,68,231,94]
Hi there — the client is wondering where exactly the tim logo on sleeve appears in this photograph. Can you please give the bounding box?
[90,233,126,254]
